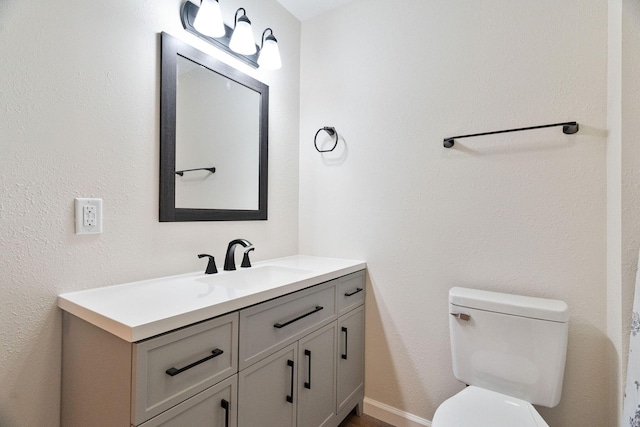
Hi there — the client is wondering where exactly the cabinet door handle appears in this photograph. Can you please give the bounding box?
[286,359,295,403]
[165,348,224,376]
[220,399,230,427]
[274,306,324,329]
[341,327,348,360]
[304,349,312,389]
[344,287,363,297]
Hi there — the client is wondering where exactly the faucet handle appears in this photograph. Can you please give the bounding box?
[198,254,218,274]
[241,247,255,268]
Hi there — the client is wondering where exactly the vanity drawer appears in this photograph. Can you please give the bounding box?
[239,281,336,370]
[337,270,365,316]
[138,374,237,427]
[132,312,238,425]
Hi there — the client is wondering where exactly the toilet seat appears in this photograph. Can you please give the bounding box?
[432,386,549,427]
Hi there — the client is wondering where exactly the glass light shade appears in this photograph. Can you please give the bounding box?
[258,37,282,70]
[229,17,256,55]
[193,0,225,38]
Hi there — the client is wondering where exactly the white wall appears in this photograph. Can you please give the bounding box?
[608,0,640,421]
[300,0,609,425]
[607,0,623,421]
[620,0,640,339]
[0,0,300,425]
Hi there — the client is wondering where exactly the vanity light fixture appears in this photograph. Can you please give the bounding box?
[193,0,225,38]
[257,28,282,70]
[229,8,256,55]
[180,1,281,70]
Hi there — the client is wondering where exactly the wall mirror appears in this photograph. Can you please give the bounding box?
[160,32,269,221]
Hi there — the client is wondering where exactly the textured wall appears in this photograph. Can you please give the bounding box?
[299,0,609,425]
[620,0,640,419]
[607,0,640,422]
[621,0,640,353]
[0,0,300,425]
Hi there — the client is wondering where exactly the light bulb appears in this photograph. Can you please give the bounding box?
[229,13,256,55]
[258,35,282,70]
[193,0,225,38]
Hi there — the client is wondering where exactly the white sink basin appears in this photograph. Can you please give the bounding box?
[195,265,312,290]
[58,255,366,342]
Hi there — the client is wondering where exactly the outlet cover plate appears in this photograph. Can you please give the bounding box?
[75,198,103,234]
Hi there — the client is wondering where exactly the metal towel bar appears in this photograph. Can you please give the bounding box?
[443,121,579,148]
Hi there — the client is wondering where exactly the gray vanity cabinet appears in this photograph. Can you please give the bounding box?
[61,268,365,427]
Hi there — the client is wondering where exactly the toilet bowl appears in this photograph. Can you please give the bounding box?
[432,386,548,427]
[432,287,569,427]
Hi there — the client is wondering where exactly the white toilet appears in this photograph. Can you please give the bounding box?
[432,287,569,427]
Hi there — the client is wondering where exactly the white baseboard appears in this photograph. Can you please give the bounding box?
[363,397,432,427]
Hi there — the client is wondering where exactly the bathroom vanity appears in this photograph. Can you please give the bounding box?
[58,255,366,427]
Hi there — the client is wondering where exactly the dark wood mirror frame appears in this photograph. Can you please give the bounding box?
[159,32,269,222]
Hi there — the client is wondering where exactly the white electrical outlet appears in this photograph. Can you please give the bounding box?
[83,205,96,227]
[75,198,103,234]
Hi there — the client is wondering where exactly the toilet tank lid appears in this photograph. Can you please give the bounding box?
[449,287,569,323]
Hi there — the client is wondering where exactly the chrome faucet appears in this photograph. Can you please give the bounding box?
[224,239,253,271]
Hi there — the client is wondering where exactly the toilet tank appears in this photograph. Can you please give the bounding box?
[448,287,569,407]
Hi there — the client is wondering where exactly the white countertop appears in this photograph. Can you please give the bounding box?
[58,255,366,342]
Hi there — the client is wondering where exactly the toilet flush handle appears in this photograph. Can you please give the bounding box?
[450,312,471,321]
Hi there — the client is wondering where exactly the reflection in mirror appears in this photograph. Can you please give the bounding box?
[160,32,269,221]
[176,56,260,210]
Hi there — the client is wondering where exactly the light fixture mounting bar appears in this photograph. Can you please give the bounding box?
[181,1,259,68]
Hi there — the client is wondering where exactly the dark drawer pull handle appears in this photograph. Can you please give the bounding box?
[344,287,363,297]
[274,306,324,329]
[220,399,230,427]
[341,327,348,360]
[286,359,295,403]
[165,348,224,376]
[304,349,311,389]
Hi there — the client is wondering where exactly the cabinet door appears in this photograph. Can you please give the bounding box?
[139,374,237,427]
[238,343,297,427]
[336,305,365,413]
[297,323,337,427]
